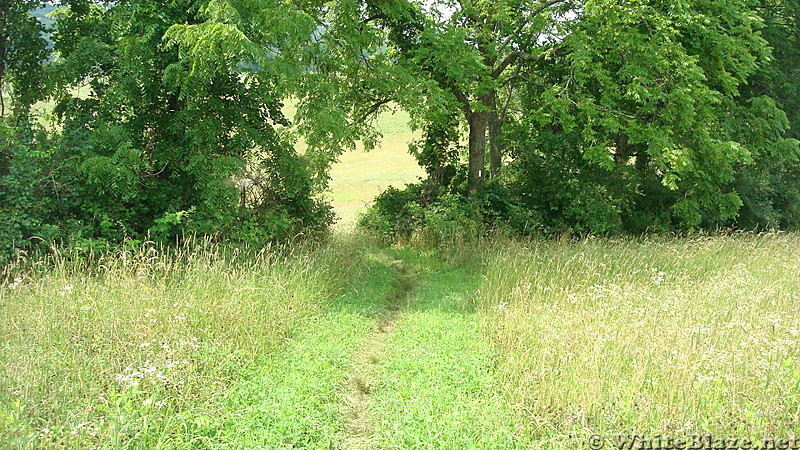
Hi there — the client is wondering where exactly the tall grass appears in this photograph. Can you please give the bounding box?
[0,236,371,447]
[4,232,799,447]
[477,233,800,445]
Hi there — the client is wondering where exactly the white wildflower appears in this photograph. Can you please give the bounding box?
[493,302,509,311]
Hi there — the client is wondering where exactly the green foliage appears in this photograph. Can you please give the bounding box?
[359,185,427,241]
[1,0,336,256]
[0,119,59,259]
[359,180,543,243]
[0,1,55,259]
[52,0,333,243]
[415,194,486,245]
[2,0,800,253]
[0,0,49,116]
[356,0,799,238]
[733,0,800,229]
[744,0,800,140]
[517,0,796,231]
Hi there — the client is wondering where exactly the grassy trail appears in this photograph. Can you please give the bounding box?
[340,257,416,449]
[363,255,525,449]
[3,235,798,447]
[214,248,523,448]
[206,250,403,448]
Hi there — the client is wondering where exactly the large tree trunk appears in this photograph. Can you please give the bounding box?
[485,90,505,178]
[467,110,488,192]
[614,133,631,164]
[488,108,502,178]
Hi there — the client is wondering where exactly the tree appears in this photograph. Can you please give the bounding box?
[352,0,799,234]
[0,0,47,120]
[511,0,800,230]
[39,0,332,245]
[351,0,580,192]
[76,0,800,236]
[173,0,582,192]
[304,0,798,205]
[3,0,799,254]
[746,0,799,139]
[0,0,53,257]
[732,0,800,229]
[506,0,792,230]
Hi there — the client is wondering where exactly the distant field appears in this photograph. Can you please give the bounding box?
[328,109,423,229]
[282,102,424,229]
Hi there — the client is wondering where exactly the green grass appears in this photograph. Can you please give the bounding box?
[2,234,800,447]
[327,117,423,230]
[365,254,524,449]
[478,233,800,447]
[204,250,405,448]
[0,236,379,447]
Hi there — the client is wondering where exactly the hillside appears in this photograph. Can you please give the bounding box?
[31,5,58,46]
[31,5,57,28]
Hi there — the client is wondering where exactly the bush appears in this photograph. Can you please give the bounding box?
[0,119,60,260]
[2,1,336,257]
[359,181,544,244]
[358,185,427,241]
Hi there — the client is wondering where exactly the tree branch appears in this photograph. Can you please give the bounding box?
[492,51,530,78]
[449,84,473,117]
[357,97,393,123]
[492,0,574,77]
[530,0,572,22]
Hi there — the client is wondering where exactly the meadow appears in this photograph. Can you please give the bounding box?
[1,110,799,448]
[479,234,800,446]
[282,102,424,229]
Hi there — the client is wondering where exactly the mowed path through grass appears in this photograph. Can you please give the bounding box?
[204,247,525,448]
[363,256,524,449]
[3,235,799,447]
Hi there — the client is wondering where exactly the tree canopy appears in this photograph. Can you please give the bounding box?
[0,0,798,256]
